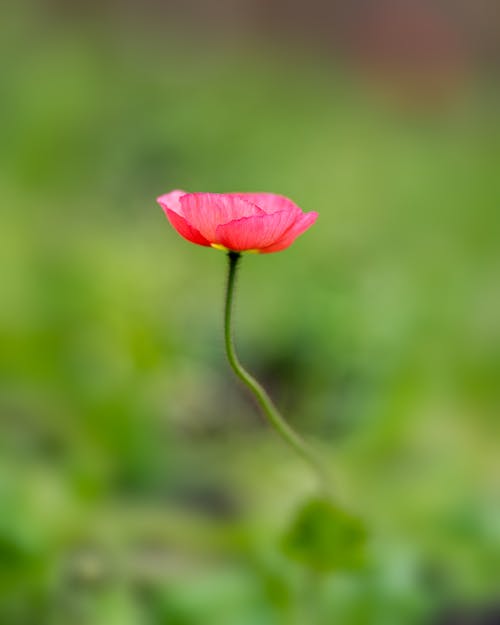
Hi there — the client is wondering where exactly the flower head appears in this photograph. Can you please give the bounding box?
[157,191,318,253]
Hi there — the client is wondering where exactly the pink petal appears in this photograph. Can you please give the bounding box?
[162,208,211,247]
[180,193,264,242]
[157,189,188,216]
[230,193,302,215]
[259,212,318,253]
[214,210,299,251]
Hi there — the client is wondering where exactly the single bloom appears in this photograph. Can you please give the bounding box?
[157,191,318,253]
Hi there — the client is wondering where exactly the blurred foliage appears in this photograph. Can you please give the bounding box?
[282,497,366,573]
[1,1,500,624]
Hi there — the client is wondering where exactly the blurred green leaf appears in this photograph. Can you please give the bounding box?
[282,497,367,573]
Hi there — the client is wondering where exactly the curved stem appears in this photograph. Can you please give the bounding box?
[224,251,329,489]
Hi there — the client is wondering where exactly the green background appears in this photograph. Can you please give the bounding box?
[1,1,499,623]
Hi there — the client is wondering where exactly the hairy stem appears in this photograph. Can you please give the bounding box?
[224,251,329,488]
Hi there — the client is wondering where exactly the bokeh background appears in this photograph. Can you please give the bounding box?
[1,0,500,623]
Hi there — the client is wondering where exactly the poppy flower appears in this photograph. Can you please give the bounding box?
[157,191,318,253]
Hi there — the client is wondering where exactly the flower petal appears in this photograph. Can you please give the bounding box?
[230,193,302,215]
[157,189,188,216]
[259,212,318,253]
[163,208,211,246]
[214,210,299,251]
[180,193,264,241]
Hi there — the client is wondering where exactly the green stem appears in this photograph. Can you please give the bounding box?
[224,251,329,488]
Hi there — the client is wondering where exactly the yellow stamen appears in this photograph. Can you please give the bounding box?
[211,244,260,254]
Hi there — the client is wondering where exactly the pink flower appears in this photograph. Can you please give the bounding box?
[157,191,318,253]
